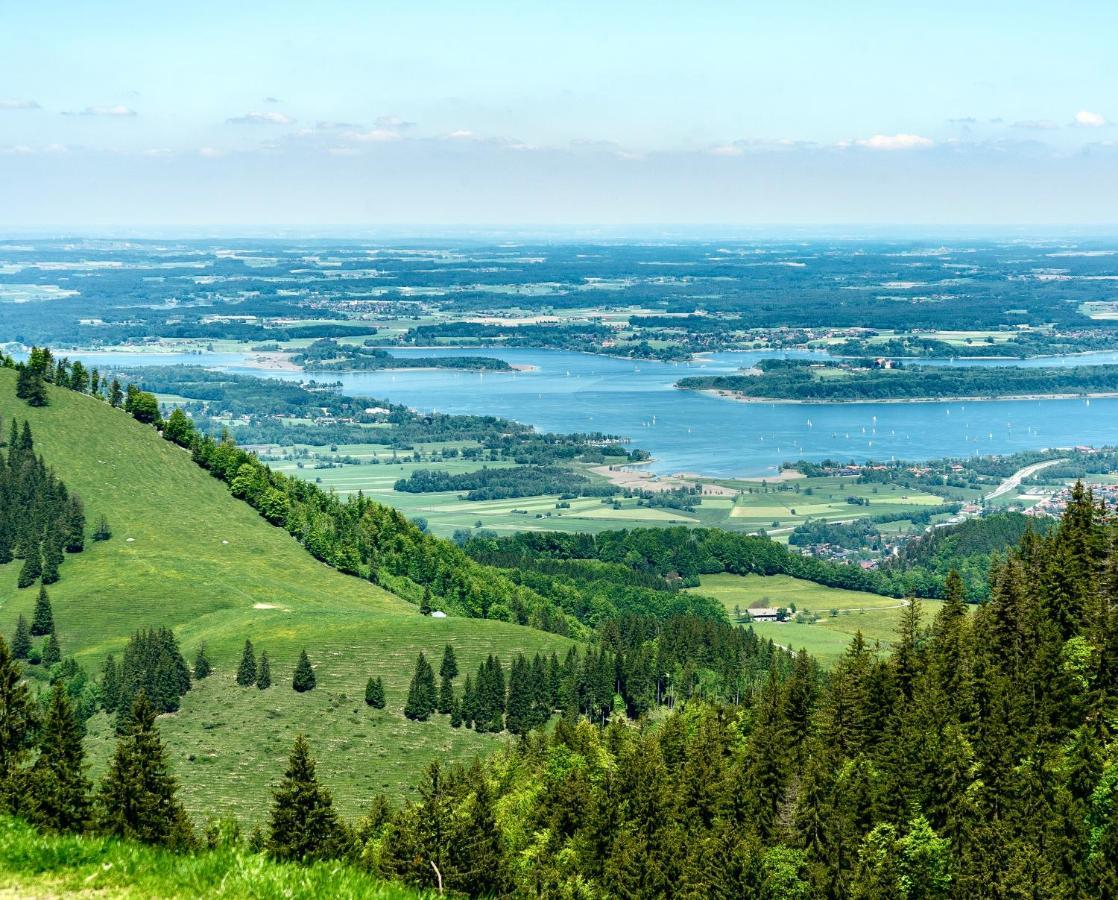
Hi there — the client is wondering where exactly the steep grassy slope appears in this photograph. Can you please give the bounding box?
[0,369,572,820]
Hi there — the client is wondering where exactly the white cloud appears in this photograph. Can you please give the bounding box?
[1075,109,1107,127]
[348,128,401,143]
[374,114,415,130]
[0,99,40,110]
[854,133,933,150]
[67,104,137,117]
[226,111,294,125]
[198,146,225,158]
[446,129,476,140]
[708,143,745,157]
[1012,119,1059,130]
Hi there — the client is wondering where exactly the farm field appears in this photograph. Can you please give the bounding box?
[688,573,945,666]
[0,371,573,821]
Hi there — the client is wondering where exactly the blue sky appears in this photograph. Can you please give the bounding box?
[3,0,1118,226]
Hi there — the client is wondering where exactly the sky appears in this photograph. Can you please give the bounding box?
[3,0,1118,228]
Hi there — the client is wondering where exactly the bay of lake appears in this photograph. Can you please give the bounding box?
[65,347,1118,478]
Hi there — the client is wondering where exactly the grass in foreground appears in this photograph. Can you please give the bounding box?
[0,817,424,899]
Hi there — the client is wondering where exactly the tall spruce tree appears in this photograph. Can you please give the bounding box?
[41,631,61,668]
[256,651,272,690]
[100,654,121,713]
[404,652,438,721]
[236,640,257,686]
[27,682,91,832]
[0,635,35,812]
[365,676,386,709]
[10,615,31,660]
[437,644,459,714]
[505,654,534,735]
[17,546,41,589]
[31,585,54,636]
[292,649,316,692]
[267,735,347,862]
[96,691,191,847]
[193,643,212,680]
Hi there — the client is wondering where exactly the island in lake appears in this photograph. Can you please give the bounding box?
[291,338,514,372]
[677,358,1118,402]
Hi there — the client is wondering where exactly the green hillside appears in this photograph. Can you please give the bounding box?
[0,369,572,821]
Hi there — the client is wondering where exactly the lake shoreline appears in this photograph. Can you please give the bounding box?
[693,388,1118,405]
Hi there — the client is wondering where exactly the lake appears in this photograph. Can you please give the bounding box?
[54,346,1118,478]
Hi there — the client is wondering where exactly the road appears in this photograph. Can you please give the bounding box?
[984,458,1065,501]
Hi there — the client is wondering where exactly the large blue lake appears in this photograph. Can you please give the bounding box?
[65,346,1118,478]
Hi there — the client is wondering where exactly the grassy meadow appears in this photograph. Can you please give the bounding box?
[0,370,572,821]
[0,817,425,899]
[687,573,943,666]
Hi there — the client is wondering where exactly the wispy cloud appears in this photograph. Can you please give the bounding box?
[1074,109,1107,127]
[1012,119,1059,130]
[852,133,933,150]
[347,128,402,143]
[0,99,40,111]
[64,104,137,117]
[198,146,225,158]
[263,96,281,104]
[226,111,294,125]
[374,114,415,131]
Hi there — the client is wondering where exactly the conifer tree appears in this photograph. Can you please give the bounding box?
[267,735,347,863]
[193,643,212,680]
[96,691,191,847]
[437,644,459,714]
[365,676,386,708]
[100,654,121,713]
[292,649,316,692]
[40,533,62,585]
[31,585,54,636]
[256,651,272,689]
[109,379,123,408]
[440,643,458,680]
[506,654,534,735]
[92,515,112,542]
[63,495,85,553]
[27,682,90,832]
[0,635,35,811]
[420,586,432,616]
[42,631,61,668]
[17,547,41,589]
[236,640,257,686]
[404,652,437,721]
[10,616,31,660]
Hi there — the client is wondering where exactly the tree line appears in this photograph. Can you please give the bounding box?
[0,419,89,590]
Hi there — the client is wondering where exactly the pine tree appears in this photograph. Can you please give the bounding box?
[267,734,347,862]
[292,649,316,692]
[109,379,123,408]
[27,682,90,832]
[101,654,121,713]
[256,651,272,689]
[40,533,62,585]
[365,676,386,709]
[0,635,36,811]
[92,515,112,542]
[506,654,534,735]
[236,640,256,686]
[438,673,456,715]
[193,644,212,680]
[420,586,432,616]
[96,691,191,847]
[31,586,54,636]
[17,547,41,589]
[42,631,61,668]
[440,644,459,680]
[10,616,31,660]
[404,652,438,721]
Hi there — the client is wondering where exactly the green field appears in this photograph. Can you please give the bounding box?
[0,371,572,822]
[687,573,943,665]
[0,816,425,899]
